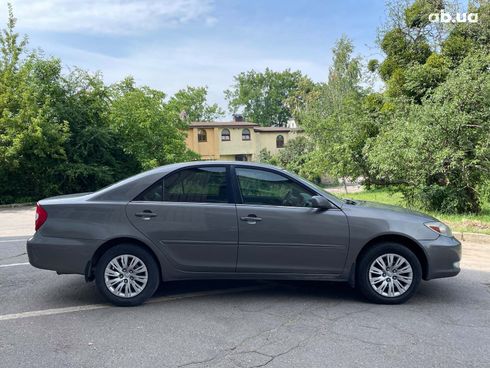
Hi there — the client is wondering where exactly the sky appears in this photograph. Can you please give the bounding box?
[1,0,388,114]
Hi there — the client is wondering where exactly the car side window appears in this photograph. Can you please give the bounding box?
[163,167,229,203]
[236,168,314,207]
[134,180,163,202]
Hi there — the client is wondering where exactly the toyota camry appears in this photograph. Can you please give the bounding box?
[27,161,461,306]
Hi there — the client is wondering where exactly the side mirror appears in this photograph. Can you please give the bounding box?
[311,195,333,210]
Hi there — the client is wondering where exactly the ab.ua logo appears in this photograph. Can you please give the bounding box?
[429,10,479,23]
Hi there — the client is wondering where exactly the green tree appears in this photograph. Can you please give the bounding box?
[366,51,490,213]
[274,136,319,179]
[109,78,198,170]
[300,37,379,183]
[401,53,450,102]
[0,5,68,202]
[55,70,141,193]
[371,1,490,102]
[361,0,490,213]
[225,68,314,126]
[442,1,490,65]
[370,0,451,98]
[0,4,213,203]
[166,86,224,122]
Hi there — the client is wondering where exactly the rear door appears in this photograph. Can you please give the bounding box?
[126,165,238,272]
[234,167,349,274]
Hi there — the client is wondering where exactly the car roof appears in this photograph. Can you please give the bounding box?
[151,160,282,172]
[88,161,281,202]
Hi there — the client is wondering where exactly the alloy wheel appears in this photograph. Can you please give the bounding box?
[368,253,413,298]
[104,254,148,298]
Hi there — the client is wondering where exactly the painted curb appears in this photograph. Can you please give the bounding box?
[453,232,490,245]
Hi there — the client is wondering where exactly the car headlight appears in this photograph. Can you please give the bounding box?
[424,221,453,237]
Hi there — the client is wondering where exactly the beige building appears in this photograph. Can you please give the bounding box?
[185,119,302,161]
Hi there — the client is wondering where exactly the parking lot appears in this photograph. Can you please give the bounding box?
[1,207,489,367]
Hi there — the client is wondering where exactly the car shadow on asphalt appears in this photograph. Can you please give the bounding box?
[54,278,362,305]
[54,272,476,307]
[145,276,475,306]
[152,279,362,303]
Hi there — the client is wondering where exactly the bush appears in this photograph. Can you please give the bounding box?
[366,51,490,213]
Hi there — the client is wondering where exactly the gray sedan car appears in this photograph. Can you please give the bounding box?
[27,161,461,306]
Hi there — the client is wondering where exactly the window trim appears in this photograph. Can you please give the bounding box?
[242,128,251,141]
[231,165,317,208]
[221,128,231,141]
[197,129,207,142]
[276,135,284,148]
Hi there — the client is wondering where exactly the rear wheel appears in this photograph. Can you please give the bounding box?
[356,242,422,304]
[95,244,160,306]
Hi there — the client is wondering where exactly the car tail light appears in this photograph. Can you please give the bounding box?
[35,203,48,231]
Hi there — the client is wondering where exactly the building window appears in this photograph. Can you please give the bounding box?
[235,154,248,161]
[221,128,231,141]
[276,135,284,148]
[197,129,207,142]
[242,128,251,141]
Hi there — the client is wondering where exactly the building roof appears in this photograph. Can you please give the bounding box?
[253,127,303,133]
[189,121,304,133]
[189,121,258,128]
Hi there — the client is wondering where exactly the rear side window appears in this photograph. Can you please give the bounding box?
[236,168,314,207]
[163,167,229,203]
[135,180,163,201]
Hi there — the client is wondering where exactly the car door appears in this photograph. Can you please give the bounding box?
[234,167,349,274]
[126,165,238,272]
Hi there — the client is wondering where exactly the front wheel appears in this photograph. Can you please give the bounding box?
[356,243,422,304]
[95,244,160,306]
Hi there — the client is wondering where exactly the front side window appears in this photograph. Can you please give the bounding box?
[221,128,230,141]
[163,167,228,203]
[236,168,314,207]
[276,135,284,148]
[197,129,207,142]
[242,128,251,141]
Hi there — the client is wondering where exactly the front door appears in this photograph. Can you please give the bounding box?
[234,167,349,274]
[127,165,238,272]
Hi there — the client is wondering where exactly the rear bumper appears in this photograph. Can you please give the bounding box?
[420,236,462,280]
[27,234,99,275]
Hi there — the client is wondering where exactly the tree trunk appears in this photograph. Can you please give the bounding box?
[342,177,348,194]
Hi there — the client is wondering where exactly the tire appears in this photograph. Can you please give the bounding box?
[95,243,160,306]
[356,242,422,304]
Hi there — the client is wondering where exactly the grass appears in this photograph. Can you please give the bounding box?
[337,188,490,235]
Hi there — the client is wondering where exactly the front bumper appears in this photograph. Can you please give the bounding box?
[27,234,99,275]
[420,236,462,280]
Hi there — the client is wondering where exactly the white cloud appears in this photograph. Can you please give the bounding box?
[6,0,215,34]
[53,40,328,114]
[204,16,217,27]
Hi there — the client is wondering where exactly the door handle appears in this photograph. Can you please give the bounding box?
[240,215,262,224]
[135,211,157,220]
